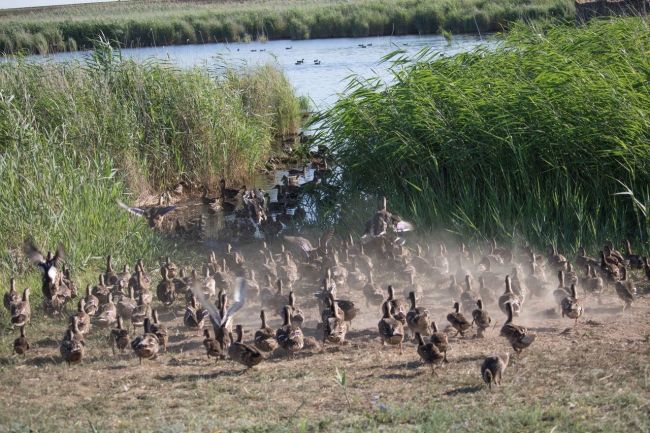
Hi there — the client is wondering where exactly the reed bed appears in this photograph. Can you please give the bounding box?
[0,0,575,55]
[0,42,301,272]
[318,18,650,253]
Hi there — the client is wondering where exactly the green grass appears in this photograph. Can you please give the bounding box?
[317,17,650,254]
[0,40,301,275]
[0,0,576,55]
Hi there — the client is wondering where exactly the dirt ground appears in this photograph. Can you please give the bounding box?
[0,270,649,433]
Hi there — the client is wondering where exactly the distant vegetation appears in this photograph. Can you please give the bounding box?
[0,41,301,272]
[319,18,650,252]
[0,0,575,55]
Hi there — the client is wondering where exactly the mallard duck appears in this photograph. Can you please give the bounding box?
[615,267,636,310]
[460,275,479,314]
[576,246,599,271]
[104,255,118,285]
[83,284,99,316]
[60,316,85,366]
[284,228,334,262]
[92,274,111,305]
[117,199,177,228]
[203,329,224,361]
[13,325,30,357]
[415,332,444,376]
[10,288,30,328]
[75,298,91,335]
[509,266,528,303]
[361,196,414,243]
[500,302,535,354]
[478,276,496,306]
[447,301,471,338]
[362,272,384,308]
[553,270,571,309]
[276,305,304,354]
[428,321,449,362]
[131,291,150,331]
[447,275,462,300]
[604,241,625,265]
[254,310,278,352]
[117,286,137,322]
[323,292,348,344]
[406,291,430,338]
[329,255,348,288]
[583,264,604,298]
[156,267,176,306]
[525,261,547,299]
[131,318,160,364]
[546,245,567,270]
[481,353,509,390]
[219,178,243,200]
[201,266,216,298]
[472,299,491,338]
[110,316,130,354]
[228,325,265,370]
[146,309,166,350]
[95,293,117,329]
[333,297,359,325]
[203,278,246,353]
[161,256,178,279]
[564,263,578,287]
[498,275,521,317]
[378,300,404,353]
[386,285,407,326]
[561,283,583,326]
[599,250,621,282]
[478,257,501,291]
[287,291,305,327]
[347,258,368,290]
[184,294,208,332]
[3,277,19,312]
[129,260,151,293]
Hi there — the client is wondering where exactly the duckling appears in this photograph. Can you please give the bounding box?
[95,293,117,329]
[500,302,535,354]
[323,292,348,344]
[3,277,19,312]
[131,318,160,365]
[378,300,405,354]
[415,332,444,376]
[13,325,30,357]
[406,291,430,338]
[254,310,278,352]
[386,285,407,326]
[60,316,85,366]
[615,267,636,310]
[362,272,384,308]
[460,275,479,314]
[498,276,521,317]
[203,329,224,361]
[229,325,265,370]
[184,294,208,332]
[561,284,583,326]
[117,286,137,322]
[156,267,176,306]
[424,322,448,364]
[83,284,99,316]
[472,299,491,338]
[74,298,91,335]
[447,301,471,337]
[276,305,304,354]
[481,353,509,390]
[92,274,111,305]
[288,291,304,327]
[110,316,130,354]
[149,309,168,352]
[10,288,31,328]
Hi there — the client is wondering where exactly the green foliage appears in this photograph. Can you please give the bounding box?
[318,18,650,253]
[0,0,575,55]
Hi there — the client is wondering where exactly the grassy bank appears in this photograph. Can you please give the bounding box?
[0,41,301,276]
[0,0,575,55]
[318,18,650,253]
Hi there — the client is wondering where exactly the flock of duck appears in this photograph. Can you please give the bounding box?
[4,198,647,389]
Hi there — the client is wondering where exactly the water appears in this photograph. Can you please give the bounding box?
[33,34,490,109]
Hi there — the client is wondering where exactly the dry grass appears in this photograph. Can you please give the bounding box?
[0,278,648,432]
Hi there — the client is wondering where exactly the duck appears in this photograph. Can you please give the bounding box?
[275,305,304,354]
[564,262,578,287]
[208,279,246,353]
[92,274,111,305]
[333,296,359,325]
[156,267,176,306]
[415,332,444,376]
[615,267,636,310]
[13,325,30,357]
[254,310,278,352]
[406,291,430,338]
[201,266,216,298]
[498,275,521,317]
[623,239,644,268]
[386,285,407,326]
[604,241,625,265]
[148,309,168,352]
[429,321,449,362]
[104,255,118,286]
[347,258,368,290]
[377,300,405,353]
[460,275,479,314]
[576,246,599,270]
[10,288,31,328]
[525,260,547,299]
[74,298,91,335]
[362,272,384,308]
[162,256,179,279]
[3,277,19,312]
[110,316,130,354]
[184,294,208,332]
[560,284,583,327]
[322,292,348,344]
[131,318,160,364]
[60,316,85,366]
[481,353,509,390]
[288,291,305,327]
[228,325,265,370]
[447,301,472,337]
[471,299,491,338]
[500,302,536,354]
[116,286,137,322]
[599,250,621,282]
[553,270,571,310]
[203,329,224,361]
[83,284,99,316]
[219,178,243,200]
[447,275,462,299]
[131,290,150,331]
[583,264,604,299]
[478,276,496,306]
[546,244,567,270]
[116,264,131,293]
[117,199,177,228]
[95,293,117,329]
